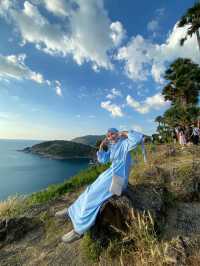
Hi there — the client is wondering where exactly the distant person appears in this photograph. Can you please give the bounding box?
[191,125,200,145]
[185,125,193,145]
[172,128,178,144]
[174,126,179,143]
[178,127,186,148]
[55,128,147,243]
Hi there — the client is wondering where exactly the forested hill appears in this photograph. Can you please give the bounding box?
[22,140,96,159]
[71,134,105,146]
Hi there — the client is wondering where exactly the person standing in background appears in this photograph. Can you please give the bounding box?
[191,124,200,145]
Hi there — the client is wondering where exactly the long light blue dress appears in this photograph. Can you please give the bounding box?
[67,130,146,235]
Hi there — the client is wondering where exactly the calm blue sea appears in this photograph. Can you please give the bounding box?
[0,139,89,201]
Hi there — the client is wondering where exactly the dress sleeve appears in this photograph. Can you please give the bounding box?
[123,130,147,162]
[96,149,110,164]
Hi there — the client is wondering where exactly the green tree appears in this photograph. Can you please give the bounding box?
[178,2,200,52]
[162,58,200,107]
[162,58,200,128]
[155,116,163,127]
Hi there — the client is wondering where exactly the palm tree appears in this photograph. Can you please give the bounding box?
[155,116,163,127]
[178,2,200,52]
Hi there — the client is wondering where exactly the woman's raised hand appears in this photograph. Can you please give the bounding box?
[100,137,109,150]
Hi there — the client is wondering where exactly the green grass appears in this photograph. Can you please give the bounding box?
[80,231,103,262]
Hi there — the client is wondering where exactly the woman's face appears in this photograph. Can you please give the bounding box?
[107,132,119,143]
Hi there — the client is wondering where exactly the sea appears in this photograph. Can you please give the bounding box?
[0,139,90,201]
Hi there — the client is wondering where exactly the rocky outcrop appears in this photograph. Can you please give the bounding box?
[89,184,164,246]
[0,217,40,247]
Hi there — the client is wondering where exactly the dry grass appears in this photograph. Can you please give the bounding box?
[95,210,183,266]
[117,210,176,266]
[0,195,27,219]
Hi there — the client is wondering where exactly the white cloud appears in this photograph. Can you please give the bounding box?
[54,80,63,96]
[126,93,169,114]
[0,53,63,96]
[131,124,143,132]
[116,23,200,84]
[119,124,143,133]
[110,21,126,46]
[0,53,45,83]
[55,86,62,97]
[147,20,159,32]
[106,87,122,99]
[41,0,72,17]
[151,63,165,84]
[30,72,44,83]
[101,100,124,117]
[0,0,126,71]
[147,8,165,33]
[116,35,154,81]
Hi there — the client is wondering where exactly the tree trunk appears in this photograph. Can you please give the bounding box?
[196,30,200,54]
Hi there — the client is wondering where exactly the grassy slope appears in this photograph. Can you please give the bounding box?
[1,144,200,266]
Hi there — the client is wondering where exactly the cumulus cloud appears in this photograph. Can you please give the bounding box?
[41,0,72,17]
[116,23,200,84]
[116,35,154,81]
[0,53,63,96]
[126,93,169,114]
[101,100,124,117]
[0,53,46,83]
[110,21,126,46]
[106,88,122,99]
[0,0,125,71]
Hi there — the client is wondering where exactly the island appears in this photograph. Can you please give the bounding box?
[21,140,96,160]
[71,134,105,147]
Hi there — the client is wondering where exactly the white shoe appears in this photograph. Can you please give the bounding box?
[55,208,69,219]
[61,230,82,243]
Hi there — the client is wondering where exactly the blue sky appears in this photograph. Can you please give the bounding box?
[0,0,198,140]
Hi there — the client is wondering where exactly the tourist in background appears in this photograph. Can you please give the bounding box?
[178,126,186,148]
[191,124,200,145]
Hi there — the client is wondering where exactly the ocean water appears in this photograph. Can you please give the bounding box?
[0,139,89,201]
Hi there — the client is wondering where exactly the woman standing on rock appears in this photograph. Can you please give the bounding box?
[55,128,147,243]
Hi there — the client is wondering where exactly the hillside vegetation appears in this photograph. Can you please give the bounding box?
[1,144,200,265]
[22,140,96,159]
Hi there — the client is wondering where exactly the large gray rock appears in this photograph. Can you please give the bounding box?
[89,183,164,245]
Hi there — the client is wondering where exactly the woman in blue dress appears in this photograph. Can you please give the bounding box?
[55,128,146,243]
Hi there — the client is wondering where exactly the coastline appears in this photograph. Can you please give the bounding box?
[18,149,93,160]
